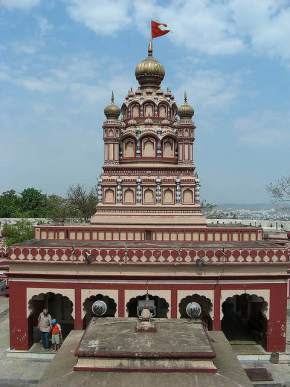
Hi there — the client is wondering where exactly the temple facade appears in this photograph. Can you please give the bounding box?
[8,43,289,353]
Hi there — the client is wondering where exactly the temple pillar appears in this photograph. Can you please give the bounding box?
[213,286,221,330]
[118,288,125,317]
[74,288,82,329]
[9,281,29,350]
[171,289,177,318]
[266,283,287,352]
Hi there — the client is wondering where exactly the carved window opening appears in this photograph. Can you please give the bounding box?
[132,104,139,118]
[183,189,193,204]
[104,188,115,204]
[144,104,154,117]
[123,138,135,158]
[163,188,174,204]
[123,189,134,204]
[163,138,175,158]
[143,188,154,204]
[159,104,167,118]
[142,137,155,158]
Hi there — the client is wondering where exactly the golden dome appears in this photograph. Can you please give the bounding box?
[178,92,194,119]
[104,91,120,119]
[135,41,165,89]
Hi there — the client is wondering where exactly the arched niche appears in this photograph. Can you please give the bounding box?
[143,188,154,205]
[83,294,117,328]
[104,188,115,204]
[162,137,175,158]
[179,294,213,330]
[142,137,156,158]
[131,104,140,118]
[123,188,134,204]
[183,189,193,204]
[123,138,135,158]
[163,188,174,204]
[221,294,268,347]
[144,103,154,117]
[126,294,169,318]
[28,292,74,347]
[158,104,167,118]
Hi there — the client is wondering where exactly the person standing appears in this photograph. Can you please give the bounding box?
[51,319,62,351]
[38,308,52,349]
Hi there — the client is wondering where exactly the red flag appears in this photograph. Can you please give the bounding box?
[151,20,170,39]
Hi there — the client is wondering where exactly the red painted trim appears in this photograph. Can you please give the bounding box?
[213,286,221,330]
[118,289,125,317]
[77,350,215,359]
[266,282,287,352]
[171,289,177,318]
[8,272,290,281]
[73,366,217,373]
[75,288,82,329]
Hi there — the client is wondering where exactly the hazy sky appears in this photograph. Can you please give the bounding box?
[1,0,290,204]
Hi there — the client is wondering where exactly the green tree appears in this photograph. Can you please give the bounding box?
[2,220,34,246]
[67,184,97,222]
[46,194,80,223]
[20,187,49,217]
[0,190,22,217]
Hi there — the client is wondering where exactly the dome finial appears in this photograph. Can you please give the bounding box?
[148,40,153,57]
[184,91,187,103]
[111,90,114,104]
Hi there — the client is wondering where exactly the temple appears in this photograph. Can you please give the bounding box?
[8,42,289,353]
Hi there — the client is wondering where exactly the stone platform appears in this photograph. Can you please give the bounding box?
[75,318,216,372]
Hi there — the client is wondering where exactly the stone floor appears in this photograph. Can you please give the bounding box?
[0,297,50,387]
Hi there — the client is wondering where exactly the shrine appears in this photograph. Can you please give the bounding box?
[7,42,289,353]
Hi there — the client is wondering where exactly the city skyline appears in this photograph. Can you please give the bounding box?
[1,0,290,203]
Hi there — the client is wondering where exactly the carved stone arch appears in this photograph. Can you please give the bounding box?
[104,188,115,204]
[129,103,140,118]
[171,103,178,118]
[143,101,155,118]
[122,137,136,158]
[123,188,135,204]
[162,136,175,158]
[108,129,114,137]
[143,188,154,204]
[126,294,169,318]
[221,293,268,346]
[142,136,156,158]
[183,189,193,204]
[163,188,174,204]
[121,103,127,119]
[27,291,74,346]
[158,103,168,118]
[83,293,117,328]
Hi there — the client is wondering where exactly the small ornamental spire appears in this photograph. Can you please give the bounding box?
[111,90,114,104]
[184,91,188,104]
[148,40,153,57]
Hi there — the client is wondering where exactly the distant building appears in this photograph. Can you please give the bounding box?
[8,42,289,353]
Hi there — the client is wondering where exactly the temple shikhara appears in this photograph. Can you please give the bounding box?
[8,42,289,354]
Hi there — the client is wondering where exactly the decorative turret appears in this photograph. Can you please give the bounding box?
[104,91,120,119]
[135,41,165,89]
[178,92,194,119]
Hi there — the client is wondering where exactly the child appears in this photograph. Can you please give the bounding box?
[50,319,62,351]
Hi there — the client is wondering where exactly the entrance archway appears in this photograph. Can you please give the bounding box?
[126,294,169,318]
[83,294,117,328]
[179,294,213,330]
[221,294,267,346]
[28,292,74,347]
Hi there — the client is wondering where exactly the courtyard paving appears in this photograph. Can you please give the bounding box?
[0,297,51,387]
